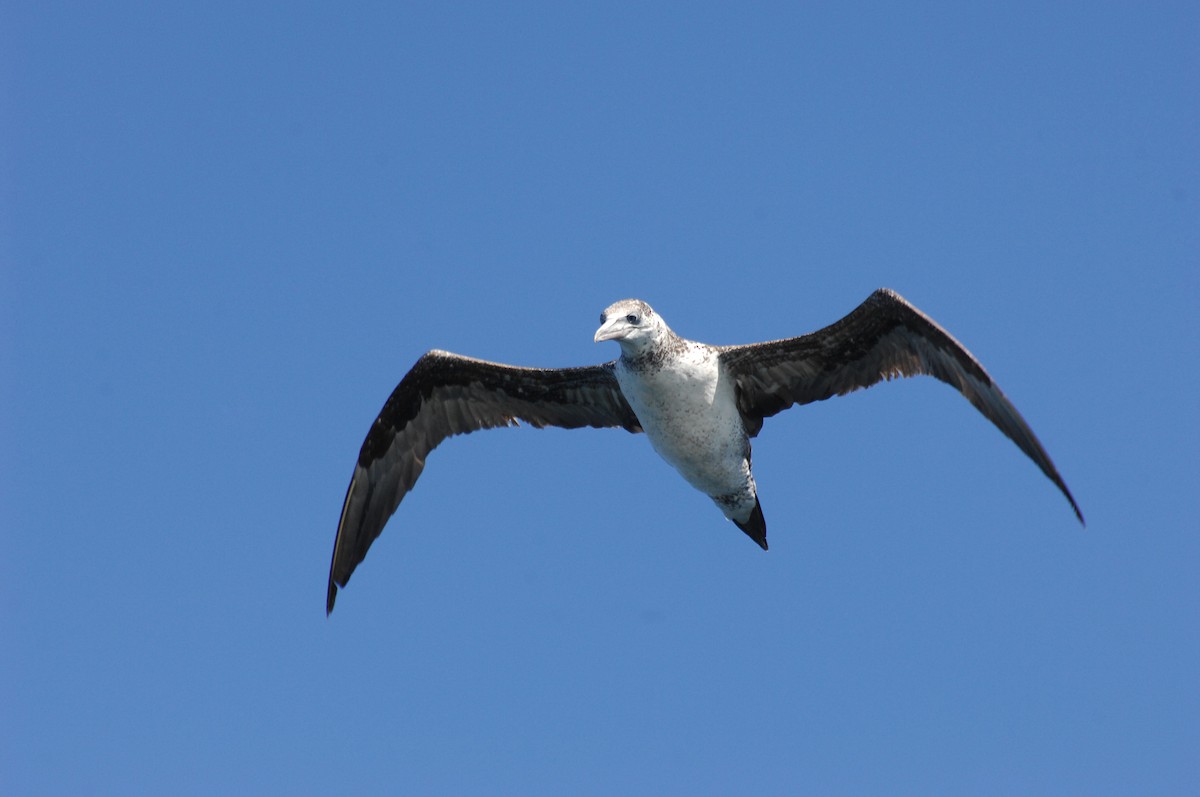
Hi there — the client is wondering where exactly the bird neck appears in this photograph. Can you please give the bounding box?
[619,327,684,369]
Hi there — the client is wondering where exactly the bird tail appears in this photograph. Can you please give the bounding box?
[733,498,768,550]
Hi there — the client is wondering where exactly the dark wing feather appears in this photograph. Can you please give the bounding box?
[718,288,1083,523]
[328,350,642,613]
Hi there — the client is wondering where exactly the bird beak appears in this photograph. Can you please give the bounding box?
[594,319,622,343]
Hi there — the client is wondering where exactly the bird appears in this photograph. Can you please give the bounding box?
[326,289,1083,613]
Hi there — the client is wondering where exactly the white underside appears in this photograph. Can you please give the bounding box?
[615,343,757,520]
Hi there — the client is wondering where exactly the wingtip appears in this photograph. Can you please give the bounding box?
[326,582,338,616]
[1057,480,1085,528]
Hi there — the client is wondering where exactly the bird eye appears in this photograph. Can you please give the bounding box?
[626,314,639,324]
[599,313,607,324]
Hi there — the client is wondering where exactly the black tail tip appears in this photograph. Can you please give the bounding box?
[733,499,768,550]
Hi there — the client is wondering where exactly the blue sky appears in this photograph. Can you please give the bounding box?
[3,2,1197,794]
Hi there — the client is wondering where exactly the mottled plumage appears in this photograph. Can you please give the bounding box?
[327,289,1082,613]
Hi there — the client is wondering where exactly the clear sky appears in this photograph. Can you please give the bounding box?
[3,2,1197,794]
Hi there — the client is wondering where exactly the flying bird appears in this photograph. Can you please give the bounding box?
[327,289,1083,612]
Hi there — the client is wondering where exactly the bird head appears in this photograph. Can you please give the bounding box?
[594,299,667,355]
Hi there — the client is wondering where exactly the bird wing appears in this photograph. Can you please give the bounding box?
[328,350,642,612]
[718,288,1083,523]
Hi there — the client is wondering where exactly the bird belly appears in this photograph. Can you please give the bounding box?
[617,355,754,511]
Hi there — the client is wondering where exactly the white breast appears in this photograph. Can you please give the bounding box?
[615,343,751,498]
